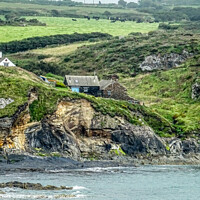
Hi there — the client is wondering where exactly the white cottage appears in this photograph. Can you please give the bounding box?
[0,52,16,67]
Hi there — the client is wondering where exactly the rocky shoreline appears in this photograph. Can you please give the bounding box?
[0,153,200,173]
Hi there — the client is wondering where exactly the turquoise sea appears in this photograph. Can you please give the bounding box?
[0,165,200,200]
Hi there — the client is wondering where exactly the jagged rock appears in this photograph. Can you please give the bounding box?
[168,138,200,154]
[0,181,73,190]
[192,82,200,100]
[0,98,14,109]
[0,190,5,194]
[111,124,166,155]
[25,121,81,159]
[139,51,192,71]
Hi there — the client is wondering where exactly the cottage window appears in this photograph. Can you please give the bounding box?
[107,91,111,96]
[3,62,9,67]
[83,87,89,92]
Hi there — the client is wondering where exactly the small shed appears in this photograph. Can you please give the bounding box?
[64,75,101,96]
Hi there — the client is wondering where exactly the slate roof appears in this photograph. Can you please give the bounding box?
[65,75,100,87]
[99,80,115,90]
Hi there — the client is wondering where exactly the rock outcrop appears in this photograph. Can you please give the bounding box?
[0,98,14,109]
[139,51,192,71]
[192,82,200,100]
[111,124,166,155]
[0,181,73,190]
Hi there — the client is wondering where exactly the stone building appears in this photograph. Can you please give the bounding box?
[100,79,138,103]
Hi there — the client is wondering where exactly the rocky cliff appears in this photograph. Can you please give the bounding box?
[1,97,200,165]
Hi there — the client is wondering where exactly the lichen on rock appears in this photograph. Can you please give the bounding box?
[0,98,14,109]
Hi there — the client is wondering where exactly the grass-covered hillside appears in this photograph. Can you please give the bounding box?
[122,64,200,135]
[0,67,174,137]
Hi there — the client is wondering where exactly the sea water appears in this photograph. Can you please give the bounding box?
[0,165,200,200]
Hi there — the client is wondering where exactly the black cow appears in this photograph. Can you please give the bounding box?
[93,16,100,20]
[72,19,77,21]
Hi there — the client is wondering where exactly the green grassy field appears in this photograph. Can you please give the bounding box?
[0,17,159,43]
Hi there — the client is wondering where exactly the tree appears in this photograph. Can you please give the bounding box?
[104,11,112,17]
[5,14,16,21]
[51,9,59,17]
[118,0,127,7]
[127,2,138,8]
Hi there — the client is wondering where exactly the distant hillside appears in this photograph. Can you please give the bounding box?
[48,31,200,77]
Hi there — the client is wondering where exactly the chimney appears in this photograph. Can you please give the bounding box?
[111,74,119,81]
[0,52,2,59]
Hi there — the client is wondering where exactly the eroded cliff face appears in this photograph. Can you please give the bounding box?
[0,98,200,162]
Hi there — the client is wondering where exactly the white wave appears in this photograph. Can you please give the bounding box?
[73,186,87,190]
[75,194,87,198]
[77,166,130,173]
[0,194,76,199]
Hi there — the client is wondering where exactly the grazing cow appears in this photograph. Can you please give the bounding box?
[72,19,77,21]
[93,16,100,20]
[120,19,126,22]
[111,20,116,23]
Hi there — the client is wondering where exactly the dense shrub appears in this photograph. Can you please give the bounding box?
[0,32,111,53]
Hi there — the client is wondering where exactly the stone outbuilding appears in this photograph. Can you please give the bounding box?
[100,79,138,103]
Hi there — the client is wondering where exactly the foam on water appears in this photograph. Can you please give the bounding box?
[73,186,87,190]
[0,193,77,199]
